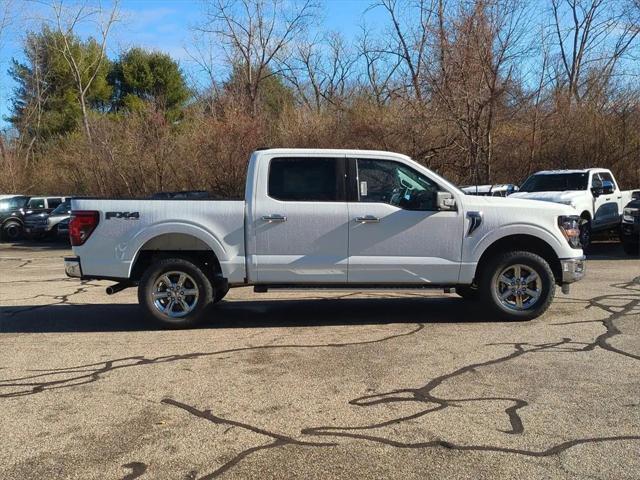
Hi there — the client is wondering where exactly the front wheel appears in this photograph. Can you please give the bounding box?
[478,251,555,321]
[2,221,23,241]
[138,258,214,328]
[579,220,591,250]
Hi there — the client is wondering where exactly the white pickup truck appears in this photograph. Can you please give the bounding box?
[510,168,636,248]
[65,149,585,327]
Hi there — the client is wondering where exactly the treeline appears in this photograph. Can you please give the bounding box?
[1,0,640,197]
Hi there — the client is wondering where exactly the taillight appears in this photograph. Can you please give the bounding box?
[69,210,99,246]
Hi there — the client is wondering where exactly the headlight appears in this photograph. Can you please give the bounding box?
[558,215,581,248]
[623,207,639,223]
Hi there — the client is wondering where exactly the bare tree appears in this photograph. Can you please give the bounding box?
[281,32,356,111]
[550,0,640,105]
[429,0,530,183]
[199,0,319,116]
[49,0,119,140]
[372,0,436,104]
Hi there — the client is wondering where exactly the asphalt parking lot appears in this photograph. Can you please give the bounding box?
[0,242,639,479]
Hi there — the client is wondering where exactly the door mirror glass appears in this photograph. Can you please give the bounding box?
[437,192,456,211]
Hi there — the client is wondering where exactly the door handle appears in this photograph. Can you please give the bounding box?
[355,215,380,224]
[262,214,287,223]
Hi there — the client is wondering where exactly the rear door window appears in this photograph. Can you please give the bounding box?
[47,198,63,209]
[268,157,344,202]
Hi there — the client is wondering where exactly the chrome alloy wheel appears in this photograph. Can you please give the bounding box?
[494,263,542,311]
[151,271,199,318]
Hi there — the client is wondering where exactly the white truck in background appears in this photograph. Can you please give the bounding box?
[510,168,636,248]
[65,149,586,327]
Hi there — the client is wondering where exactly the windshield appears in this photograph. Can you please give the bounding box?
[0,196,28,211]
[519,173,589,192]
[51,201,71,215]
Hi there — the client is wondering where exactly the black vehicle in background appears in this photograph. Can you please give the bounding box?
[0,195,68,241]
[0,195,29,240]
[150,190,210,200]
[24,199,72,240]
[621,197,640,255]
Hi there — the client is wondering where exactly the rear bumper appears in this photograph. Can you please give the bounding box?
[560,256,586,284]
[64,256,82,278]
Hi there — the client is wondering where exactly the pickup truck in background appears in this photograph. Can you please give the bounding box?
[461,184,519,197]
[65,149,586,327]
[510,169,636,248]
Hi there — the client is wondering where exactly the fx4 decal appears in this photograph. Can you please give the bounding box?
[106,211,140,220]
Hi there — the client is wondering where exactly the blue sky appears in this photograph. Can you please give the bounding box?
[0,0,381,128]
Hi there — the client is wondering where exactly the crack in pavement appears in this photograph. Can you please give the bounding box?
[120,462,147,480]
[162,399,336,479]
[155,276,640,477]
[2,275,639,477]
[0,324,424,398]
[1,282,101,317]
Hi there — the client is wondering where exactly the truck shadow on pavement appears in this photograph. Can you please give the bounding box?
[0,295,507,333]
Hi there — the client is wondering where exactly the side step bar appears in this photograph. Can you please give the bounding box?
[254,284,454,293]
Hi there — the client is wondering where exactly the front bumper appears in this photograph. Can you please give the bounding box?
[560,256,586,284]
[64,256,82,278]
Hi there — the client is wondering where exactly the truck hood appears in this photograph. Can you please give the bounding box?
[508,190,584,205]
[463,194,577,216]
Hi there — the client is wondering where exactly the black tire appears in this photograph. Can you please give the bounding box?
[138,257,214,328]
[214,285,230,303]
[579,220,591,251]
[2,221,23,241]
[622,240,639,256]
[455,285,479,301]
[478,251,556,321]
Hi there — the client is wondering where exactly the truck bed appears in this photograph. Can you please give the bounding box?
[72,198,246,282]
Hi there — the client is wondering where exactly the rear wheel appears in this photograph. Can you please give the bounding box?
[2,221,23,241]
[138,258,214,328]
[214,285,230,303]
[479,251,555,321]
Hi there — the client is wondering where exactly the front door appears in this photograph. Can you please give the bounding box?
[347,158,464,284]
[252,156,349,284]
[592,173,618,228]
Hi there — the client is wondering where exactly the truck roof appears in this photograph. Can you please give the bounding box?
[254,148,412,160]
[534,168,610,175]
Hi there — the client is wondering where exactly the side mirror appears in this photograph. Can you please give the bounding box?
[602,180,614,195]
[591,187,602,197]
[437,191,456,211]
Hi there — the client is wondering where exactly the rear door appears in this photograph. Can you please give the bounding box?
[346,157,464,284]
[251,155,349,283]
